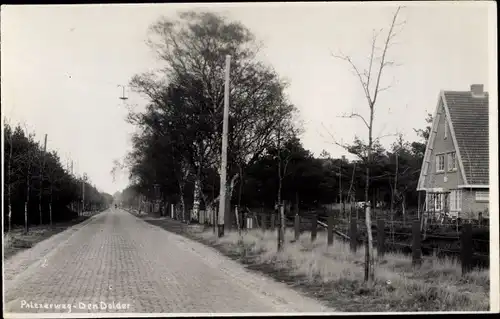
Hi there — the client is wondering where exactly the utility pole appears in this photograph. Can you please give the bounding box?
[39,134,48,224]
[217,54,231,238]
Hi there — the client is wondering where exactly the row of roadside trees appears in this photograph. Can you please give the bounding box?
[3,121,113,233]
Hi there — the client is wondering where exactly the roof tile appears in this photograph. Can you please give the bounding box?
[443,91,489,185]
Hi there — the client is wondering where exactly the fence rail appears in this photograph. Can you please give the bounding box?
[135,202,489,275]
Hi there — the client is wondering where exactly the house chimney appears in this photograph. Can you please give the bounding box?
[470,84,484,97]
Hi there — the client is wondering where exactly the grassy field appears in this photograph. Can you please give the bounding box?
[188,227,489,312]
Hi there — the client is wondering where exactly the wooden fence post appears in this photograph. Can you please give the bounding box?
[349,217,357,253]
[461,223,473,275]
[327,213,334,246]
[412,220,422,267]
[239,208,244,230]
[294,214,300,241]
[377,219,385,259]
[261,213,267,231]
[270,213,276,230]
[311,212,317,242]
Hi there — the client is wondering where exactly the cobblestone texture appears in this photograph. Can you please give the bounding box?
[3,208,333,314]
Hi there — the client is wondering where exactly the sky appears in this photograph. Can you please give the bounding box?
[1,2,495,195]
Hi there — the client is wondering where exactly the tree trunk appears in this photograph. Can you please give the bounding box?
[8,200,12,233]
[49,188,53,227]
[178,182,186,221]
[278,204,285,251]
[224,174,239,229]
[364,108,375,284]
[25,167,32,233]
[238,165,244,208]
[7,136,13,233]
[192,177,201,222]
[235,205,241,236]
[39,198,43,225]
[402,194,406,224]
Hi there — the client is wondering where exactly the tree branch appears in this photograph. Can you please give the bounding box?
[338,112,370,130]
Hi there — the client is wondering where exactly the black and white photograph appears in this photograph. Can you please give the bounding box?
[1,1,498,316]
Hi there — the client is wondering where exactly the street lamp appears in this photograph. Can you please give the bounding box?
[118,85,128,101]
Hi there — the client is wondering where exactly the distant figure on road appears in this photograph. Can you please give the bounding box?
[115,204,117,209]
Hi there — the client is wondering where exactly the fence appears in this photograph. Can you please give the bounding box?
[158,202,488,275]
[220,208,489,276]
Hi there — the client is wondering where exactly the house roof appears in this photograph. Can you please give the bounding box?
[443,91,489,185]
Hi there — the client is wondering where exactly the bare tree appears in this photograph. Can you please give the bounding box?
[275,116,301,251]
[38,134,47,225]
[330,6,405,284]
[4,120,24,232]
[45,153,64,227]
[21,126,39,233]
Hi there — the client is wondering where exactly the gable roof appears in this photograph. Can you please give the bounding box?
[443,91,489,185]
[417,88,489,190]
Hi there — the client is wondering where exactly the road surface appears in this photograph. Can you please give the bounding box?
[3,208,333,314]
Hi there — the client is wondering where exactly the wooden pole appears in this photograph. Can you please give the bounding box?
[412,220,422,267]
[217,54,231,237]
[294,214,300,241]
[327,212,334,246]
[461,223,473,275]
[311,212,318,242]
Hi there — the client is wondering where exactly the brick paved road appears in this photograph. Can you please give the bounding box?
[3,208,333,314]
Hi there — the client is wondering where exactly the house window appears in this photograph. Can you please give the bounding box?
[426,193,443,211]
[476,191,489,202]
[444,120,448,139]
[436,154,445,173]
[448,152,456,171]
[435,194,442,211]
[450,190,462,211]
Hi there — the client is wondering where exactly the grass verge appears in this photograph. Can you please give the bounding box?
[3,216,91,260]
[138,216,490,312]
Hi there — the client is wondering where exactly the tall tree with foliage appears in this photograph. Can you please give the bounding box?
[128,11,297,226]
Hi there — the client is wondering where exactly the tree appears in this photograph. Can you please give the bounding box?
[44,151,67,226]
[37,134,48,225]
[20,126,39,233]
[4,120,111,230]
[129,11,297,229]
[330,6,405,284]
[411,112,432,159]
[3,121,25,232]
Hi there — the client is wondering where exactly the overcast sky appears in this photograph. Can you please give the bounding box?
[1,2,494,195]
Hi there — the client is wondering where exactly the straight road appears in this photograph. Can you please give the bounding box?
[3,208,333,314]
